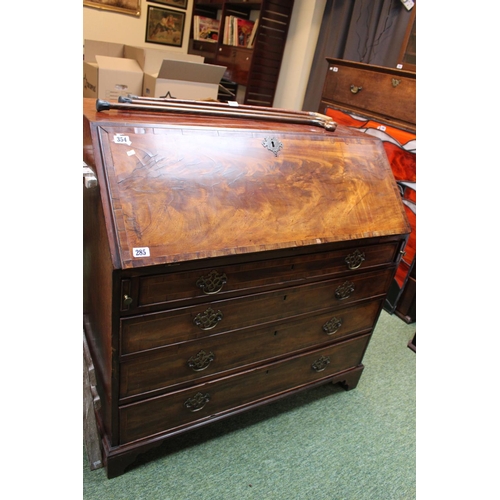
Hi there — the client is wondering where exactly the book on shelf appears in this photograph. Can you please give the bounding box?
[247,18,259,48]
[223,16,255,47]
[193,15,220,42]
[234,17,255,47]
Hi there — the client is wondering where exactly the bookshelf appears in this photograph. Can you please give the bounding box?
[189,0,294,106]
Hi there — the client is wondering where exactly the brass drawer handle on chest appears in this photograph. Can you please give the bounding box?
[193,307,224,330]
[184,392,211,412]
[196,270,227,295]
[350,84,362,94]
[322,316,343,335]
[311,356,331,373]
[345,249,365,270]
[123,295,133,307]
[187,350,215,372]
[335,281,355,300]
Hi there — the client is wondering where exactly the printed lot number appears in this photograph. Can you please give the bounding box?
[133,247,150,258]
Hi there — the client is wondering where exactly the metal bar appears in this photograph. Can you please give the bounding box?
[96,99,337,132]
[123,94,324,119]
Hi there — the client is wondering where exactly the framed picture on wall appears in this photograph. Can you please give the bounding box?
[148,0,187,9]
[145,5,185,47]
[83,1,141,17]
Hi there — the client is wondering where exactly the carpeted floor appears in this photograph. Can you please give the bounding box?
[83,310,416,500]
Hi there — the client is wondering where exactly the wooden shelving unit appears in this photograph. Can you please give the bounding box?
[189,0,294,106]
[397,7,416,72]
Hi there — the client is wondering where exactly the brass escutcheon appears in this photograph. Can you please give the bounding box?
[262,136,283,156]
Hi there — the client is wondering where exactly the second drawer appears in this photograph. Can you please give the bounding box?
[120,267,394,355]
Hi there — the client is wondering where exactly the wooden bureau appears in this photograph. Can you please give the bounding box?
[83,97,410,477]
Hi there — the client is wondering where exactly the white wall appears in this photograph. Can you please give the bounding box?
[83,0,194,53]
[273,0,326,110]
[83,0,326,110]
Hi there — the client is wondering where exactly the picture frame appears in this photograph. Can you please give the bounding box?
[148,0,187,9]
[145,5,185,47]
[83,1,141,17]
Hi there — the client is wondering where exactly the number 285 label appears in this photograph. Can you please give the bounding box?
[133,247,150,258]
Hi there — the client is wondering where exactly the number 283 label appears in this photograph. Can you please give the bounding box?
[133,247,150,258]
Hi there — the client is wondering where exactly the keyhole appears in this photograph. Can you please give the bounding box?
[283,295,287,300]
[271,140,275,147]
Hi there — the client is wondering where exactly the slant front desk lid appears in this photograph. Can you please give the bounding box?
[83,98,410,269]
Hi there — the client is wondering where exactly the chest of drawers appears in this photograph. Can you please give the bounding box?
[318,58,416,323]
[83,97,410,477]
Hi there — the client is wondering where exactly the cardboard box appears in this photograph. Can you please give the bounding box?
[143,59,227,100]
[84,55,143,100]
[83,40,143,99]
[83,40,205,99]
[124,45,204,75]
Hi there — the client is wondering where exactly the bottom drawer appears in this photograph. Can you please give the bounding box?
[119,334,371,444]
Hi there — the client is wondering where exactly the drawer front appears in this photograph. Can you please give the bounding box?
[132,242,399,310]
[322,64,415,125]
[216,45,252,83]
[120,298,383,399]
[119,334,371,444]
[188,39,217,58]
[120,268,394,354]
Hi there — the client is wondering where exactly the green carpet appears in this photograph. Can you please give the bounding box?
[83,310,416,500]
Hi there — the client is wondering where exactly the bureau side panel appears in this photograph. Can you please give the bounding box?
[83,119,115,440]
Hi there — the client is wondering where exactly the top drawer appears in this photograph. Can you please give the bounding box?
[122,241,400,312]
[322,60,415,127]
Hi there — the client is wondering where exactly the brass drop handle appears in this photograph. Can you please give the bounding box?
[193,307,223,330]
[312,356,331,373]
[350,85,362,94]
[188,350,215,372]
[196,270,227,295]
[184,392,211,412]
[335,281,355,300]
[123,295,133,306]
[323,316,342,335]
[345,249,366,270]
